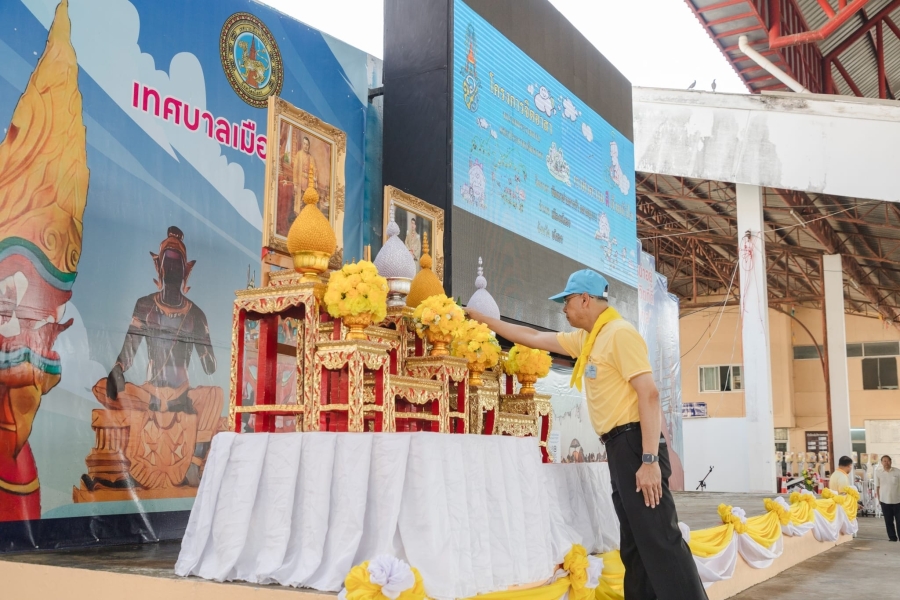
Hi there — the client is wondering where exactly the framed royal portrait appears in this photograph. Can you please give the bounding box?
[383,186,444,281]
[263,96,346,257]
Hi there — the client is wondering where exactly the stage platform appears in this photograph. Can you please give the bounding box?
[1,492,859,600]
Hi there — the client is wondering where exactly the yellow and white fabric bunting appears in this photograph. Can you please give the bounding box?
[338,490,858,600]
[338,555,426,600]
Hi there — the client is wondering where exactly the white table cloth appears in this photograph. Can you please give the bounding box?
[175,432,618,600]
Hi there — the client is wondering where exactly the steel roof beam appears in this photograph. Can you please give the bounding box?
[772,189,900,326]
[769,0,872,49]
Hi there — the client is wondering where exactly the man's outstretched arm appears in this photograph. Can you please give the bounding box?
[466,308,567,356]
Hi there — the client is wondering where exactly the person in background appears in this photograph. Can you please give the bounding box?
[876,455,900,542]
[467,269,707,600]
[828,456,854,492]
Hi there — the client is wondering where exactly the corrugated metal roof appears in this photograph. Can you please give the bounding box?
[686,0,900,99]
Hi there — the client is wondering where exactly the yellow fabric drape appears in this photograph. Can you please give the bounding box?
[595,550,624,600]
[815,499,839,522]
[570,307,622,391]
[764,498,790,526]
[789,493,818,524]
[742,511,782,548]
[465,579,571,600]
[686,523,734,558]
[376,491,858,600]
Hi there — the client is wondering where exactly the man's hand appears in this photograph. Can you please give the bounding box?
[465,308,486,324]
[636,462,663,508]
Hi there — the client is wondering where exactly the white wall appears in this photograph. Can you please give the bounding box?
[683,417,750,493]
[634,87,900,203]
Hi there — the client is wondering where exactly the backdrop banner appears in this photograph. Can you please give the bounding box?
[0,0,372,550]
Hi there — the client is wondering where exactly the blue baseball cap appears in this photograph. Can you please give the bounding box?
[549,270,609,303]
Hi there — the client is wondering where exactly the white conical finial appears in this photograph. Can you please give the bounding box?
[386,201,400,237]
[374,200,416,281]
[467,256,500,319]
[475,256,487,290]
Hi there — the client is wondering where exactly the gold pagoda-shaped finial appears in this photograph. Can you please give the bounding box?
[287,162,336,279]
[406,231,445,307]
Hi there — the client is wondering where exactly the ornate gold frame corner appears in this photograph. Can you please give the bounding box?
[383,185,445,282]
[263,95,346,258]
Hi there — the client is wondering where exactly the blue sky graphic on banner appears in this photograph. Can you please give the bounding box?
[0,0,371,532]
[452,0,638,286]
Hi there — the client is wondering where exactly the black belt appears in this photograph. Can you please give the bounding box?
[599,421,640,444]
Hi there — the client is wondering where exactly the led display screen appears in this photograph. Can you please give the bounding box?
[452,0,638,287]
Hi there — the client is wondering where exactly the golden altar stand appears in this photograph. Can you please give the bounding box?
[226,269,552,460]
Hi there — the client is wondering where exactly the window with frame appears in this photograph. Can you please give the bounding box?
[699,365,743,392]
[862,357,899,390]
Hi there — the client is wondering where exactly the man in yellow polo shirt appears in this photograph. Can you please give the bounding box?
[467,269,706,600]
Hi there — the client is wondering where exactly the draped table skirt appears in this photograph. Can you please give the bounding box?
[175,432,619,600]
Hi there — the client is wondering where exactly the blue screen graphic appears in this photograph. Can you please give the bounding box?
[452,0,638,286]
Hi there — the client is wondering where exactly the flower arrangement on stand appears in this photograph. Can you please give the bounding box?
[451,319,501,386]
[502,344,552,395]
[800,468,816,492]
[412,294,465,356]
[323,260,388,341]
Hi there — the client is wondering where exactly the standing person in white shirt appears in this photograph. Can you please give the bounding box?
[875,455,900,542]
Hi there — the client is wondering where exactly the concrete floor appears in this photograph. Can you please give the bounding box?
[2,491,897,597]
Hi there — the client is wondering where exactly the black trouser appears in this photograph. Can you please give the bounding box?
[881,502,900,541]
[606,426,708,600]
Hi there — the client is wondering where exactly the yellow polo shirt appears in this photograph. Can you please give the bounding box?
[557,319,652,436]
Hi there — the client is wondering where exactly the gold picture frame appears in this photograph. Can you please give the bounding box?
[383,186,444,281]
[263,95,346,256]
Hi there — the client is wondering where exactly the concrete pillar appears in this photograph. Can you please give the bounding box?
[736,184,776,492]
[823,254,853,461]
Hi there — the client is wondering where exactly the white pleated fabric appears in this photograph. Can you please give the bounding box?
[175,432,618,600]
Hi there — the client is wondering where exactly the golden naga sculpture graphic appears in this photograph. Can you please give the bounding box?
[0,0,88,522]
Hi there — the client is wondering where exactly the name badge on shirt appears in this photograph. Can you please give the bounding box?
[586,364,597,379]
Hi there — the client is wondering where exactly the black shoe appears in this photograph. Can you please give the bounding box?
[890,538,898,542]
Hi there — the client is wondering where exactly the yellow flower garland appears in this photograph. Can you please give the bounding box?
[323,260,388,322]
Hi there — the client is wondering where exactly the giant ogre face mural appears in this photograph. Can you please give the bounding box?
[0,0,87,521]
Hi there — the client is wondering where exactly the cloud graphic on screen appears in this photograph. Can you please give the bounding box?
[476,117,490,129]
[490,129,498,139]
[22,0,264,231]
[561,97,579,121]
[534,85,555,117]
[581,123,593,143]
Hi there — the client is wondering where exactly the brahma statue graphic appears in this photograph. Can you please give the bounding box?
[75,227,223,502]
[0,0,87,522]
